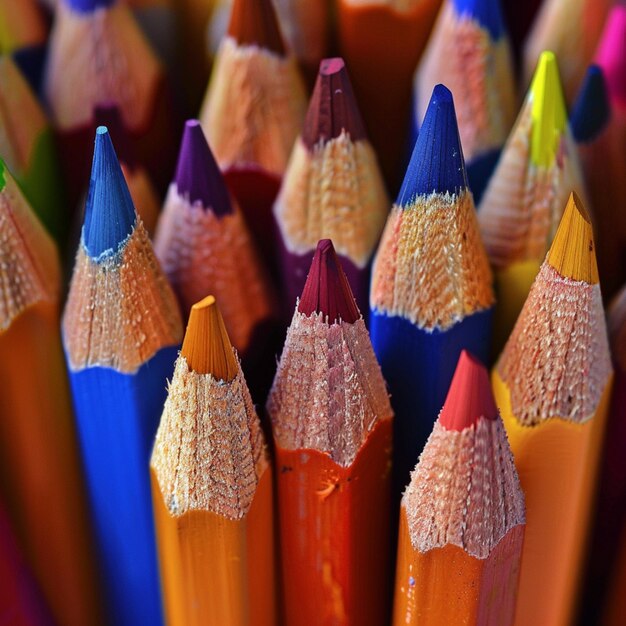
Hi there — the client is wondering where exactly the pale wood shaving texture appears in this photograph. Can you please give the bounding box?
[274,133,388,267]
[416,6,515,161]
[404,417,525,559]
[63,221,182,372]
[200,37,307,176]
[609,285,626,372]
[0,175,59,331]
[45,2,161,129]
[370,191,494,330]
[267,311,392,467]
[478,100,585,269]
[154,185,273,350]
[151,356,268,519]
[498,263,611,425]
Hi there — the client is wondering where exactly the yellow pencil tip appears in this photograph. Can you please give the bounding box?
[529,51,567,168]
[181,295,239,380]
[547,192,599,284]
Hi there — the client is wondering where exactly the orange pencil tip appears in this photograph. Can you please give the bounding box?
[181,295,238,380]
[227,0,285,55]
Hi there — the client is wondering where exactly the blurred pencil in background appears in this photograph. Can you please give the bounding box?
[127,0,177,68]
[492,192,613,626]
[0,159,102,626]
[413,0,516,202]
[478,51,585,356]
[393,351,525,626]
[370,84,494,502]
[268,239,394,626]
[274,57,388,316]
[62,127,182,626]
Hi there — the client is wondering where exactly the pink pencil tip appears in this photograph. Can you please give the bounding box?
[595,5,626,109]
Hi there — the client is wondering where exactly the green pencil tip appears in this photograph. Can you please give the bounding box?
[529,51,567,168]
[0,159,5,192]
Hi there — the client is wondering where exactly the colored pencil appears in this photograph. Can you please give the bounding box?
[45,0,178,203]
[151,295,276,626]
[336,0,443,190]
[154,119,277,393]
[370,84,494,501]
[274,57,388,316]
[268,238,394,626]
[200,0,307,272]
[413,0,516,202]
[0,56,65,244]
[0,0,47,92]
[492,192,613,626]
[593,6,626,299]
[478,51,585,355]
[0,499,53,626]
[522,0,611,104]
[392,350,525,626]
[62,127,183,626]
[0,159,102,626]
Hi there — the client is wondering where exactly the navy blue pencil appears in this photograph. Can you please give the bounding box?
[62,127,183,626]
[370,84,495,502]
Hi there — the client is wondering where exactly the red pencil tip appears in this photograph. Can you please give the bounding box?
[227,0,285,56]
[439,350,498,431]
[298,239,360,324]
[302,57,366,149]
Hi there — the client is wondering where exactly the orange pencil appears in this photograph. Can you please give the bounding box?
[493,192,613,626]
[151,295,276,626]
[393,351,525,626]
[0,160,102,626]
[268,239,394,626]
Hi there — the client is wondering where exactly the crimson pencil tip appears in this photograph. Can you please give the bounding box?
[302,57,366,149]
[298,239,360,324]
[439,350,497,431]
[227,0,285,56]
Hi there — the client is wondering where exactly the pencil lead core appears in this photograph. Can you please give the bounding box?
[452,0,505,39]
[529,51,567,168]
[174,120,233,214]
[571,66,611,143]
[227,0,285,56]
[94,103,137,170]
[65,0,116,13]
[83,126,136,259]
[181,295,239,381]
[439,350,498,431]
[397,84,468,205]
[298,239,360,324]
[595,5,626,110]
[547,192,599,284]
[302,57,366,149]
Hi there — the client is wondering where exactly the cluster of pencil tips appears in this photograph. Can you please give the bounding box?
[1,0,626,625]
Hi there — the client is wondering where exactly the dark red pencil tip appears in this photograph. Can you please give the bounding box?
[302,57,366,149]
[93,103,137,170]
[439,350,498,431]
[298,239,360,324]
[227,0,285,56]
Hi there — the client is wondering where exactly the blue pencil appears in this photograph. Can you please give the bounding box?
[62,127,183,626]
[571,65,611,144]
[412,0,516,203]
[370,84,495,501]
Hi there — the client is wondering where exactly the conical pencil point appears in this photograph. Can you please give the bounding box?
[298,239,360,324]
[94,103,137,170]
[439,350,498,431]
[65,0,116,13]
[227,0,285,55]
[83,126,136,259]
[452,0,505,39]
[595,6,626,109]
[571,66,610,143]
[547,192,599,284]
[397,84,467,204]
[302,57,366,149]
[174,120,233,214]
[181,295,238,380]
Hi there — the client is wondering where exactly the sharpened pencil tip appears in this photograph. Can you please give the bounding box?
[182,295,239,380]
[65,0,115,12]
[302,57,366,149]
[452,0,505,40]
[397,84,468,203]
[595,5,626,110]
[227,0,285,55]
[547,192,599,284]
[83,126,136,259]
[174,120,233,214]
[298,239,360,324]
[571,65,611,143]
[439,350,498,431]
[0,159,5,192]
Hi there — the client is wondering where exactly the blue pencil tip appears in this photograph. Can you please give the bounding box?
[65,0,116,12]
[397,84,468,204]
[452,0,506,39]
[571,65,611,143]
[83,126,136,259]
